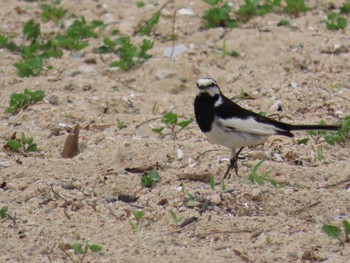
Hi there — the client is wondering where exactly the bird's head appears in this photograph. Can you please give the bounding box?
[196,78,221,97]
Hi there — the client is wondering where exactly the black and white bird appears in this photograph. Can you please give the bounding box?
[194,78,340,180]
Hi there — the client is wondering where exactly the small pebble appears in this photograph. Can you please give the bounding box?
[106,196,117,203]
[61,182,75,190]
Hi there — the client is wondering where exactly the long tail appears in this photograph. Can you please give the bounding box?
[290,124,340,131]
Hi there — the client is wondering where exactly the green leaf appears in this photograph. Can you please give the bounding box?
[152,127,164,134]
[141,175,154,187]
[169,210,182,224]
[6,140,22,150]
[0,206,9,219]
[147,170,160,181]
[137,12,160,36]
[88,244,102,253]
[298,138,309,145]
[71,243,84,254]
[322,224,341,239]
[23,19,41,42]
[133,210,145,220]
[204,0,223,6]
[343,220,350,236]
[26,143,37,152]
[177,118,193,128]
[136,1,145,8]
[162,112,178,125]
[209,176,215,190]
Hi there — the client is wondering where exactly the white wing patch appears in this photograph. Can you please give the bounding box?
[219,117,283,135]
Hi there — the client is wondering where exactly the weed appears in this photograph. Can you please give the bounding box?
[266,236,273,244]
[6,132,38,153]
[152,112,193,139]
[236,0,280,20]
[41,0,67,24]
[341,0,350,14]
[0,206,9,219]
[283,0,308,15]
[221,180,226,191]
[136,2,145,8]
[134,11,161,36]
[169,210,183,225]
[322,220,350,244]
[5,89,45,114]
[61,242,101,263]
[248,159,279,187]
[141,170,161,188]
[99,36,153,70]
[326,12,347,30]
[277,18,290,26]
[152,102,159,115]
[117,120,127,130]
[308,118,350,147]
[316,145,324,161]
[220,40,240,57]
[202,0,238,28]
[129,210,145,230]
[209,176,216,190]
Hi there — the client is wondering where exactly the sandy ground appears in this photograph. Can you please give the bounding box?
[1,0,350,262]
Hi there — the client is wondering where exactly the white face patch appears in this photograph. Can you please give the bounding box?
[197,78,217,87]
[196,78,221,97]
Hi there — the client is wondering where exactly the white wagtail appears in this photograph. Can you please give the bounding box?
[194,78,340,180]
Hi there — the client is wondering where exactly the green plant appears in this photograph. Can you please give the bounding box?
[97,36,153,70]
[209,176,216,190]
[40,0,67,24]
[62,242,102,263]
[134,11,160,36]
[248,159,279,187]
[152,112,193,139]
[141,170,161,188]
[117,120,127,130]
[317,145,324,161]
[221,180,226,191]
[136,1,145,8]
[169,210,183,225]
[202,0,238,28]
[236,0,280,20]
[6,132,38,153]
[0,206,9,219]
[308,118,350,147]
[277,18,290,26]
[129,210,145,230]
[5,89,45,114]
[283,0,308,15]
[326,12,347,30]
[341,0,350,14]
[220,40,240,57]
[322,220,350,244]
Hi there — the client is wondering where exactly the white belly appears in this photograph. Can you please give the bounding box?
[205,120,268,149]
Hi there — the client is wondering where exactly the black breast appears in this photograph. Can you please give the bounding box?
[194,94,218,133]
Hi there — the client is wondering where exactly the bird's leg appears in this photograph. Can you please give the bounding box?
[221,147,244,181]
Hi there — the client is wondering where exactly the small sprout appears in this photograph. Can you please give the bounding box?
[326,12,347,30]
[202,0,238,29]
[209,176,216,190]
[134,11,161,36]
[136,1,145,8]
[221,180,226,191]
[141,170,161,188]
[248,159,279,187]
[68,242,102,262]
[236,0,279,20]
[152,112,193,139]
[105,36,154,70]
[117,120,127,130]
[283,0,308,15]
[0,206,9,219]
[322,220,350,244]
[6,132,38,153]
[266,236,273,244]
[277,18,290,26]
[5,88,45,114]
[341,0,350,14]
[129,210,145,230]
[169,210,183,225]
[152,102,159,115]
[219,40,240,57]
[40,1,67,24]
[297,138,309,145]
